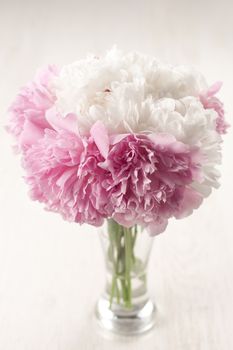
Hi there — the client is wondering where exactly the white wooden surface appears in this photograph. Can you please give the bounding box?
[0,1,233,349]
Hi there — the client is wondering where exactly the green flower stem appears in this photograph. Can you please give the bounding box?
[124,227,132,308]
[107,219,137,309]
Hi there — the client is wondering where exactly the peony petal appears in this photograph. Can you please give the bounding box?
[19,120,44,147]
[200,81,229,135]
[46,107,79,135]
[174,187,203,219]
[147,219,168,236]
[148,132,176,146]
[205,81,222,97]
[110,133,129,145]
[90,120,109,159]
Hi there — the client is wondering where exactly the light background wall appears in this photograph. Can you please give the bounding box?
[0,0,233,349]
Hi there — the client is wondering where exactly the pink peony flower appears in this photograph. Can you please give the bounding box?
[93,126,203,235]
[200,82,229,134]
[6,65,59,152]
[23,121,109,226]
[24,128,85,222]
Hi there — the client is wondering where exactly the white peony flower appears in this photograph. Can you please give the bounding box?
[50,47,223,195]
[52,47,207,130]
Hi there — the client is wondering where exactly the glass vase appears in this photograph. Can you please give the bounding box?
[95,219,156,335]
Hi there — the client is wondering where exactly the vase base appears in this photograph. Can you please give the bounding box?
[95,297,156,335]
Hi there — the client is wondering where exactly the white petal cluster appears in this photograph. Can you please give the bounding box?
[51,47,223,196]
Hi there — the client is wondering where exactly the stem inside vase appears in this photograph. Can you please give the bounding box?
[107,219,144,309]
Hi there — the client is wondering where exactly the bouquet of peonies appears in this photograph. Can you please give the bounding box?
[7,48,228,314]
[7,48,228,233]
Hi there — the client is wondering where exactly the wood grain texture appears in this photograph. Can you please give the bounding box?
[0,1,233,349]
